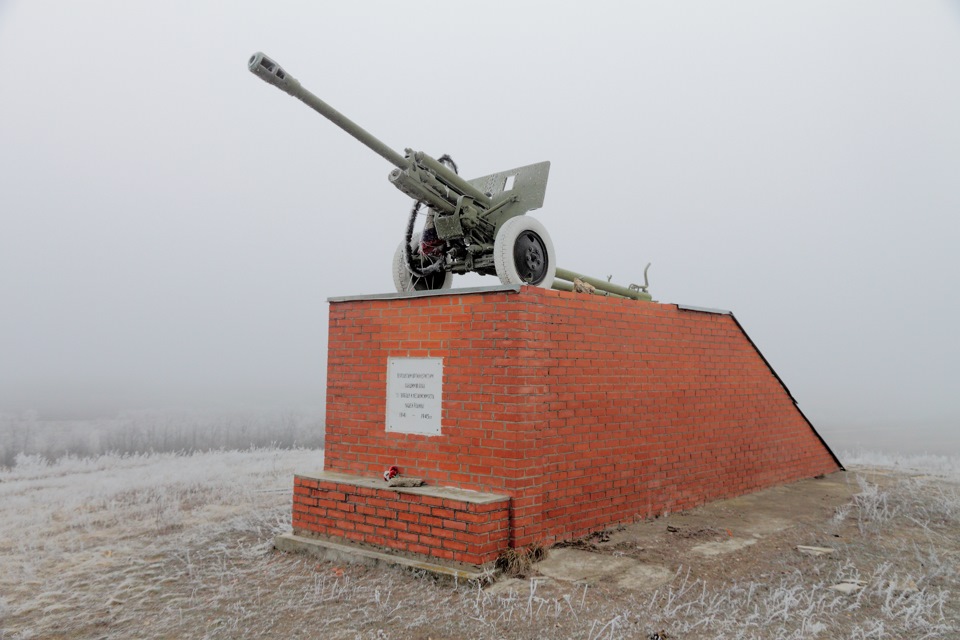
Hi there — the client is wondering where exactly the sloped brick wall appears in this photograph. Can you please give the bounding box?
[321,286,840,550]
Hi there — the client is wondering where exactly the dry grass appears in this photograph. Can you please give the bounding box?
[0,446,958,638]
[495,544,547,578]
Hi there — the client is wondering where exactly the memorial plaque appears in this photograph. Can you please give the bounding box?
[386,357,443,436]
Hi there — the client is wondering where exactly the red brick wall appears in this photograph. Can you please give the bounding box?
[292,473,510,565]
[324,286,840,549]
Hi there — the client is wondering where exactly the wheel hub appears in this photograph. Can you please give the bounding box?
[513,230,547,284]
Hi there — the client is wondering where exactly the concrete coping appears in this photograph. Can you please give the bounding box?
[327,284,521,303]
[298,470,510,505]
[676,303,733,315]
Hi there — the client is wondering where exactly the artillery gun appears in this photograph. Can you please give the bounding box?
[249,52,555,292]
[248,52,652,301]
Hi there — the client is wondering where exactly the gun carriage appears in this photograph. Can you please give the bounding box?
[248,52,651,300]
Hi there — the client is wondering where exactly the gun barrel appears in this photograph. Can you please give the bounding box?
[554,269,652,301]
[248,52,409,170]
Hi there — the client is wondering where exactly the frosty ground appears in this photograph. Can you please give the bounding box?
[1,447,958,639]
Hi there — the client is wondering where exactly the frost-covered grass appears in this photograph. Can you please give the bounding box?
[842,449,960,481]
[1,449,958,639]
[0,447,324,639]
[568,564,953,640]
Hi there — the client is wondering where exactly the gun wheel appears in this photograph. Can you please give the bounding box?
[393,232,453,293]
[494,216,556,288]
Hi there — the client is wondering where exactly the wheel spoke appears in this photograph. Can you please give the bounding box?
[410,250,446,290]
[514,230,547,284]
[395,231,451,293]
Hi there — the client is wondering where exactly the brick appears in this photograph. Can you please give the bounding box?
[312,287,840,564]
[430,507,455,520]
[442,519,468,532]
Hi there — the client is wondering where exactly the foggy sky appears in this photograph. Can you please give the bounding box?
[1,1,958,453]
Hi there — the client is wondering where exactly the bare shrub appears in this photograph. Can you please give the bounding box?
[0,409,325,467]
[496,543,547,578]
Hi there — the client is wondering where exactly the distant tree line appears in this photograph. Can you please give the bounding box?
[0,409,325,468]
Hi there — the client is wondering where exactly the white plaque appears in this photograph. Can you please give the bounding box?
[386,357,443,436]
